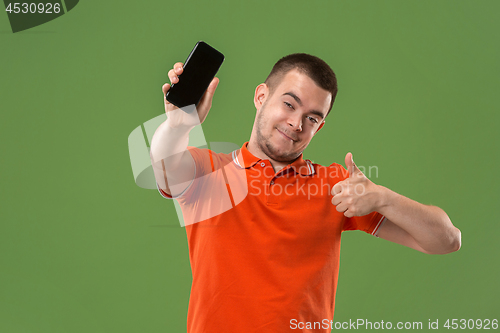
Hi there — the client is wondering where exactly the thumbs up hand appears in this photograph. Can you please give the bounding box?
[331,152,382,218]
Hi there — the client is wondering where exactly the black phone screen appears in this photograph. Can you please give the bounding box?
[166,41,224,109]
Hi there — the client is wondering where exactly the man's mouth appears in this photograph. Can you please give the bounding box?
[276,128,296,142]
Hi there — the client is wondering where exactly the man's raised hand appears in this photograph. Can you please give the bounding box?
[162,62,220,128]
[331,152,383,217]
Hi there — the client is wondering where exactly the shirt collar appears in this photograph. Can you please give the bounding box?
[232,142,315,176]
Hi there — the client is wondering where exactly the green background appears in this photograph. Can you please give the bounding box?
[1,1,499,332]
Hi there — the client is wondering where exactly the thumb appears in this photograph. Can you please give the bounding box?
[197,77,219,112]
[203,77,219,102]
[345,152,360,177]
[207,76,220,95]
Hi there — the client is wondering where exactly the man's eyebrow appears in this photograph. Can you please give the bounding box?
[283,92,326,119]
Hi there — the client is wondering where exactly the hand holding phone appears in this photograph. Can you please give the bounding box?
[162,64,219,128]
[165,41,224,111]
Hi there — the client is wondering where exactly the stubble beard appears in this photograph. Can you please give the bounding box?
[255,103,302,163]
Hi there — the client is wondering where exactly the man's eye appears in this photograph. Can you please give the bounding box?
[284,102,294,109]
[307,116,318,124]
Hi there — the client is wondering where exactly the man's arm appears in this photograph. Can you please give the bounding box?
[150,120,195,197]
[150,62,219,197]
[331,152,461,255]
[374,187,461,254]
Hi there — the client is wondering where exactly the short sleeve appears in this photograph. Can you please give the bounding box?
[343,212,387,236]
[156,146,214,200]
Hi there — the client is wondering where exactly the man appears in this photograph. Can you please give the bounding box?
[149,53,461,333]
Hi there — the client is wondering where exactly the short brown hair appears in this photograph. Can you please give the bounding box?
[264,53,338,116]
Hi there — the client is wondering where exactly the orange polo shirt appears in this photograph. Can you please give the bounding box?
[158,142,386,333]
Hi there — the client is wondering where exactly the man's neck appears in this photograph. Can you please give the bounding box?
[247,140,293,174]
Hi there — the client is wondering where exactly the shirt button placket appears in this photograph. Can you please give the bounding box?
[267,176,279,207]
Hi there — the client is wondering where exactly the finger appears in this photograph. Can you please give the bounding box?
[344,209,355,218]
[335,202,348,214]
[173,62,184,79]
[198,77,219,110]
[331,195,342,206]
[345,152,355,177]
[346,152,362,178]
[331,182,343,196]
[207,77,219,95]
[162,83,171,95]
[167,62,184,85]
[168,69,179,84]
[162,84,180,113]
[173,62,184,82]
[174,62,184,73]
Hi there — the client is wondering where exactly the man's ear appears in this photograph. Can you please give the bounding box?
[254,83,268,111]
[314,120,325,134]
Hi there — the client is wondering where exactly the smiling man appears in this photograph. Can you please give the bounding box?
[250,67,331,170]
[149,53,461,333]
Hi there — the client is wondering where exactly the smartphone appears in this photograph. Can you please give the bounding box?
[166,41,225,109]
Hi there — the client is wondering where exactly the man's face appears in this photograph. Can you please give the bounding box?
[252,69,331,163]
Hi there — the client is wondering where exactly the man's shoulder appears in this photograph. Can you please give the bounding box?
[308,160,349,179]
[307,160,344,170]
[187,145,237,157]
[187,145,238,165]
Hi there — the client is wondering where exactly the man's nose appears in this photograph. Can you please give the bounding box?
[287,115,302,131]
